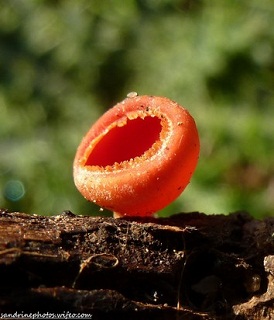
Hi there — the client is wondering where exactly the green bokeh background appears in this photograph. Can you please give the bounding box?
[0,1,273,218]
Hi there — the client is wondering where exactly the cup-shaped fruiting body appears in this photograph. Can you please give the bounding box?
[73,95,200,216]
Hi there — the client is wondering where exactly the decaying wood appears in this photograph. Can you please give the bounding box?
[0,209,273,319]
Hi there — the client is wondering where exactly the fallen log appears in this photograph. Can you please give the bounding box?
[0,209,273,320]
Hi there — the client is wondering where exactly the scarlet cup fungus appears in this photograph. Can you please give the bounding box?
[73,94,200,217]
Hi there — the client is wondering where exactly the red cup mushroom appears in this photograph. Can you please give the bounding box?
[73,94,200,217]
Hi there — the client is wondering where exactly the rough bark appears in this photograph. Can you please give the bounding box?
[0,209,273,319]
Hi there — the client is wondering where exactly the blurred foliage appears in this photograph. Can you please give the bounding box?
[0,0,273,218]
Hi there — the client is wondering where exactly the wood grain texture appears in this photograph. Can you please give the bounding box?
[0,209,273,319]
